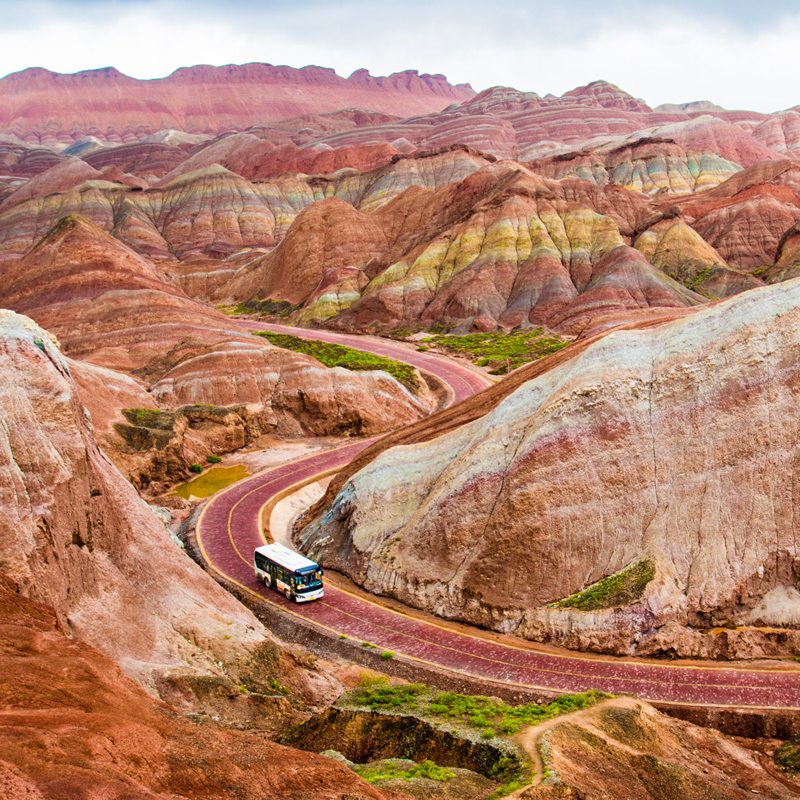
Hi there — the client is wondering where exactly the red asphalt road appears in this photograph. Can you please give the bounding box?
[197,324,800,709]
[237,321,490,403]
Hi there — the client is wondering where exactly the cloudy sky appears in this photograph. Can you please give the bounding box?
[1,0,797,112]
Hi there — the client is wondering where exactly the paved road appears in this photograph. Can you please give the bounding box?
[237,321,490,404]
[197,324,800,709]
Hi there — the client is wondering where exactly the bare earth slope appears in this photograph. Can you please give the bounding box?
[522,698,796,799]
[300,277,800,658]
[0,308,355,709]
[0,575,400,800]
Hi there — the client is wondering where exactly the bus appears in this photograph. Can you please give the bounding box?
[253,543,324,603]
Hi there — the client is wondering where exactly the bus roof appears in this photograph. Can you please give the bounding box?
[254,543,319,573]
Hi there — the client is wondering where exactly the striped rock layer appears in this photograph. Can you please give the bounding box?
[300,278,800,658]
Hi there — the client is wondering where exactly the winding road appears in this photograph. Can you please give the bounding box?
[196,323,800,709]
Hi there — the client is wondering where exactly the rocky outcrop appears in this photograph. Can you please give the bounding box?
[0,214,241,369]
[299,278,800,658]
[5,110,800,338]
[0,310,345,709]
[530,139,741,195]
[316,167,701,335]
[0,575,397,800]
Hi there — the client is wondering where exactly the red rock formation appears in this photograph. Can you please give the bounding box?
[0,157,98,212]
[548,245,705,335]
[165,134,402,182]
[0,310,300,692]
[0,63,474,145]
[300,277,800,658]
[0,214,235,367]
[0,575,397,800]
[83,140,191,181]
[666,160,800,271]
[254,164,701,335]
[0,216,436,477]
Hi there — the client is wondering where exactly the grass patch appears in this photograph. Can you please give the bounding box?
[552,559,655,611]
[355,759,455,784]
[351,677,426,710]
[346,678,610,741]
[255,331,420,393]
[423,328,567,373]
[775,739,800,772]
[170,465,251,500]
[122,407,174,430]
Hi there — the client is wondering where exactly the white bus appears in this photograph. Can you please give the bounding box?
[254,542,324,603]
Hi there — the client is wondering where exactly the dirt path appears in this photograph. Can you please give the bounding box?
[506,698,633,797]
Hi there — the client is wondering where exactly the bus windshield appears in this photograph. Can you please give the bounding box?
[295,569,323,591]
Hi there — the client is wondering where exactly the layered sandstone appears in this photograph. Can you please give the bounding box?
[0,217,435,489]
[2,123,800,338]
[299,278,800,657]
[0,214,240,368]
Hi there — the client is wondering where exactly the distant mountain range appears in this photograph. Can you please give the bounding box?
[0,63,476,145]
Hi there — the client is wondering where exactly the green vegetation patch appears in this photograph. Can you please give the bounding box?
[220,299,299,317]
[170,465,251,500]
[552,559,656,612]
[255,331,420,393]
[420,689,611,737]
[355,759,455,784]
[775,739,800,772]
[346,675,610,740]
[423,328,568,374]
[351,677,426,710]
[122,407,175,430]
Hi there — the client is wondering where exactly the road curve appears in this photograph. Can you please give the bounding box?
[197,324,800,709]
[237,321,490,404]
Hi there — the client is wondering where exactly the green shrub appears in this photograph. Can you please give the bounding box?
[188,463,203,474]
[358,759,454,784]
[776,739,800,771]
[206,454,222,463]
[409,760,454,781]
[553,559,655,611]
[380,651,394,660]
[269,678,290,696]
[482,728,496,739]
[421,328,568,372]
[351,682,425,710]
